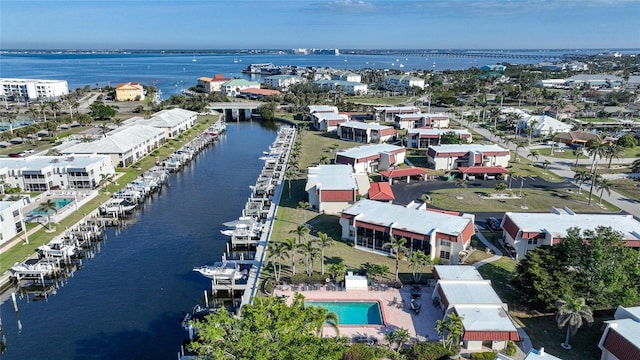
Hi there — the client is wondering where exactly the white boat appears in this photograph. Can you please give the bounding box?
[11,260,56,278]
[37,238,76,258]
[192,55,197,62]
[99,198,137,215]
[193,261,246,280]
[233,57,239,63]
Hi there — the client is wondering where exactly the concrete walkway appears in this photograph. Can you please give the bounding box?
[0,224,44,255]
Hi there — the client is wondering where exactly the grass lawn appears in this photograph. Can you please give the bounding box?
[349,95,412,106]
[463,249,493,264]
[507,158,564,182]
[536,147,580,159]
[427,187,618,213]
[298,129,360,170]
[477,257,518,305]
[0,115,218,274]
[517,311,613,360]
[610,178,640,203]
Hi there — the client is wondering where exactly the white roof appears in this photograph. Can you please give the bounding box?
[614,306,640,321]
[395,113,425,119]
[408,128,470,136]
[521,115,572,132]
[0,154,110,171]
[305,164,357,191]
[504,211,640,241]
[604,318,640,348]
[342,199,471,237]
[421,113,449,118]
[524,348,563,360]
[374,106,419,112]
[144,108,197,128]
[454,304,518,332]
[429,143,507,153]
[339,121,393,131]
[337,144,404,160]
[62,125,165,155]
[308,105,338,113]
[314,112,348,121]
[437,280,504,306]
[434,265,483,281]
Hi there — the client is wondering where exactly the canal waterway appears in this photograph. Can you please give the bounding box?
[0,121,277,360]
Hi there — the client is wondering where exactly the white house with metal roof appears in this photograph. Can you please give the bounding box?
[383,75,425,90]
[375,106,420,122]
[132,108,197,138]
[264,75,304,89]
[61,125,165,167]
[305,164,368,214]
[501,207,640,259]
[339,199,474,263]
[394,113,450,130]
[313,80,368,95]
[407,128,472,148]
[426,144,510,171]
[312,112,349,132]
[0,154,115,191]
[221,79,261,96]
[337,121,395,144]
[517,115,573,137]
[335,144,406,174]
[331,71,362,83]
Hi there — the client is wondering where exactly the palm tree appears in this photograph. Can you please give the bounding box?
[514,142,525,163]
[48,100,60,119]
[495,182,507,194]
[39,199,58,230]
[282,237,297,275]
[587,173,602,206]
[297,241,319,277]
[596,178,612,205]
[99,123,110,138]
[632,159,640,173]
[326,262,347,283]
[316,232,333,275]
[384,331,397,351]
[268,241,288,284]
[527,149,540,163]
[409,250,430,283]
[455,178,467,199]
[573,170,589,194]
[587,141,606,173]
[289,224,308,246]
[310,306,339,337]
[383,237,408,282]
[297,201,311,224]
[318,154,329,165]
[436,312,464,351]
[393,328,410,353]
[573,148,584,167]
[507,169,516,190]
[543,159,551,173]
[604,144,624,169]
[521,192,529,209]
[555,296,594,349]
[39,103,47,122]
[285,168,295,200]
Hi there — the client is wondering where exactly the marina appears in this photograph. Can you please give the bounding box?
[0,120,282,360]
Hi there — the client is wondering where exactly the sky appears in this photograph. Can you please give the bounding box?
[1,0,639,50]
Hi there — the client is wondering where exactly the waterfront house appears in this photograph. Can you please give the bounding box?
[221,79,261,97]
[0,197,30,246]
[431,265,520,351]
[375,106,420,122]
[133,108,197,139]
[335,144,406,174]
[598,306,640,360]
[500,207,640,260]
[383,75,425,91]
[312,112,350,132]
[339,199,474,264]
[0,78,69,101]
[426,144,510,171]
[198,74,231,93]
[407,128,472,149]
[115,82,144,101]
[263,75,304,89]
[238,88,281,100]
[337,121,395,144]
[307,105,339,116]
[305,164,367,214]
[0,154,115,191]
[61,125,165,167]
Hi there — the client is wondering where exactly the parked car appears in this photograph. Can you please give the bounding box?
[486,217,501,232]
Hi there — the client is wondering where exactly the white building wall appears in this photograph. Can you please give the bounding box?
[320,201,352,215]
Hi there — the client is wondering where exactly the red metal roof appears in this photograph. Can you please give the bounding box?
[458,166,509,174]
[379,167,428,178]
[368,182,395,201]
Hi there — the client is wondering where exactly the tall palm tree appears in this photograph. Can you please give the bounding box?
[409,250,430,283]
[393,328,410,353]
[555,296,594,349]
[383,237,408,282]
[604,144,624,169]
[297,241,319,277]
[316,232,333,275]
[527,150,540,163]
[436,312,464,350]
[39,199,58,230]
[514,142,525,163]
[596,178,612,205]
[573,170,590,194]
[587,142,606,173]
[308,305,339,337]
[588,173,602,206]
[289,224,308,246]
[282,237,297,275]
[48,100,60,119]
[573,148,584,167]
[268,241,287,283]
[297,201,311,224]
[39,103,48,122]
[507,169,516,190]
[326,262,347,283]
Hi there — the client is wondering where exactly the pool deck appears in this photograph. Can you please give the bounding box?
[273,284,441,343]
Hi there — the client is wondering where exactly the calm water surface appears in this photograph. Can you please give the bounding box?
[0,121,277,360]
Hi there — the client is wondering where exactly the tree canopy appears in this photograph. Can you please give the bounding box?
[512,226,640,311]
[188,293,349,359]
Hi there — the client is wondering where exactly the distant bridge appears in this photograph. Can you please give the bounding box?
[351,50,567,61]
[207,102,261,121]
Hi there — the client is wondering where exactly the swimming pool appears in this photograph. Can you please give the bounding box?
[306,300,384,325]
[29,198,74,216]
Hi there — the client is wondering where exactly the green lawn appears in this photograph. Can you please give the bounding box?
[427,187,618,213]
[348,95,412,106]
[610,178,640,203]
[508,158,563,182]
[477,257,518,305]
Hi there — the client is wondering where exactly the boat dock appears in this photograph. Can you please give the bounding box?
[191,125,296,309]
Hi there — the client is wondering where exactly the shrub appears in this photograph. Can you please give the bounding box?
[342,344,376,360]
[404,341,453,360]
[503,341,517,356]
[471,352,496,360]
[290,272,327,284]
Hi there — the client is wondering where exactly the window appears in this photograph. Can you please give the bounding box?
[527,238,539,245]
[440,251,450,260]
[439,239,450,247]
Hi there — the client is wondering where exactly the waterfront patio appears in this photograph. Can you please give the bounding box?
[273,283,441,343]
